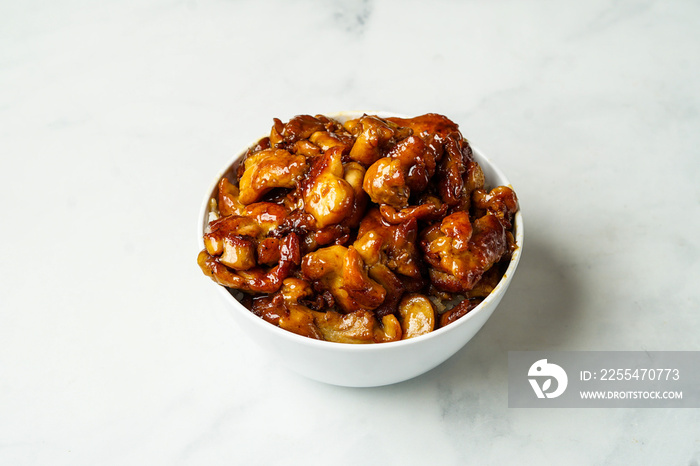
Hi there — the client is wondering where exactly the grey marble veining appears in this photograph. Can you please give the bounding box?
[1,0,699,464]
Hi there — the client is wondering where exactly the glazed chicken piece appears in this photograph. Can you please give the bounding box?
[363,135,441,209]
[355,209,423,279]
[300,245,386,313]
[250,278,318,334]
[303,147,357,228]
[344,115,412,165]
[352,209,426,317]
[312,310,402,344]
[203,215,262,259]
[465,264,503,299]
[309,130,354,154]
[341,161,369,228]
[198,232,300,293]
[420,211,508,293]
[453,160,486,212]
[386,113,460,143]
[291,139,322,158]
[276,278,324,340]
[471,185,519,229]
[200,192,298,293]
[242,202,289,235]
[202,195,290,269]
[362,157,409,208]
[238,149,307,205]
[385,135,437,193]
[269,115,327,146]
[254,278,402,343]
[217,178,245,217]
[397,294,436,339]
[379,194,447,225]
[385,114,481,209]
[435,133,469,206]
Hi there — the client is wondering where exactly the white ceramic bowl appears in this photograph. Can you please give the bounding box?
[198,111,523,387]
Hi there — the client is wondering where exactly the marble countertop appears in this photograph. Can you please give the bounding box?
[2,0,699,464]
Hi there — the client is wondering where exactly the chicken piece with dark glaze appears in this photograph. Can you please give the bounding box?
[303,146,360,229]
[198,232,300,294]
[343,114,412,166]
[420,211,508,293]
[300,245,386,313]
[238,149,308,205]
[355,208,424,280]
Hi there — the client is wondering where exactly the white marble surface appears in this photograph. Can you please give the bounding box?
[1,0,699,464]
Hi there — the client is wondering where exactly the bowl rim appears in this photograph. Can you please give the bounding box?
[197,111,523,352]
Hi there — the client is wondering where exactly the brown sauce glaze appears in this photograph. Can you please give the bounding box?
[198,113,518,342]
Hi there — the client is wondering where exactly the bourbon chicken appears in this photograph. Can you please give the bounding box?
[198,114,518,343]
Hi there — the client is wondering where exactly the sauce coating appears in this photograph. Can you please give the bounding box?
[198,114,518,343]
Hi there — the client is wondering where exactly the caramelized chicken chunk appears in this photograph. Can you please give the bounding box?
[397,294,436,339]
[198,232,300,293]
[355,209,422,279]
[309,130,354,154]
[363,157,408,208]
[312,310,402,344]
[363,134,442,209]
[344,115,412,165]
[238,149,307,204]
[217,178,245,217]
[342,161,369,228]
[300,245,386,313]
[421,211,508,293]
[303,147,356,228]
[472,185,519,229]
[379,195,447,225]
[386,113,460,143]
[270,115,327,146]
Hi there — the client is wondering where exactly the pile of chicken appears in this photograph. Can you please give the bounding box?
[198,113,518,343]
